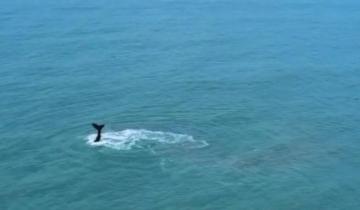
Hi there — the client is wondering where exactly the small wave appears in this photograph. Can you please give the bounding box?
[86,129,208,150]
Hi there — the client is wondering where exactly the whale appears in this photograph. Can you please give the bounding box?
[92,123,105,142]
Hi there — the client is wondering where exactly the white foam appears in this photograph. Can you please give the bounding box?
[86,129,208,150]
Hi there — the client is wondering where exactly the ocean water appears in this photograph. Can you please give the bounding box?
[1,0,360,209]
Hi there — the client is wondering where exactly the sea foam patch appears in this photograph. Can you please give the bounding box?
[86,129,208,150]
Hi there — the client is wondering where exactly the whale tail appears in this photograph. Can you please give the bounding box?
[92,123,105,142]
[92,123,104,132]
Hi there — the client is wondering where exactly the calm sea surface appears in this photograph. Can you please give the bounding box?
[1,0,360,209]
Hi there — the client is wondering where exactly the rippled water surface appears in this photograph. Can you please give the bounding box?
[1,0,360,209]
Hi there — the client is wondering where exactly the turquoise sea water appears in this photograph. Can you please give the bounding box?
[1,0,360,209]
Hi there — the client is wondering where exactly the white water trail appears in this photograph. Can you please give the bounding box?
[86,129,208,150]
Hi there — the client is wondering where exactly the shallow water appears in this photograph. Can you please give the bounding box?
[1,0,360,209]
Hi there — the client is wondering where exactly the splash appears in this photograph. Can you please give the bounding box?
[86,129,208,150]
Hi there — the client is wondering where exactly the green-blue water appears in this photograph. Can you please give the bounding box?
[1,0,360,209]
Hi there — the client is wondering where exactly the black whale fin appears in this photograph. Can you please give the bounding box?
[92,123,105,142]
[92,123,104,131]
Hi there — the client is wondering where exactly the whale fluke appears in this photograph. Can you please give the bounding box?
[92,123,105,142]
